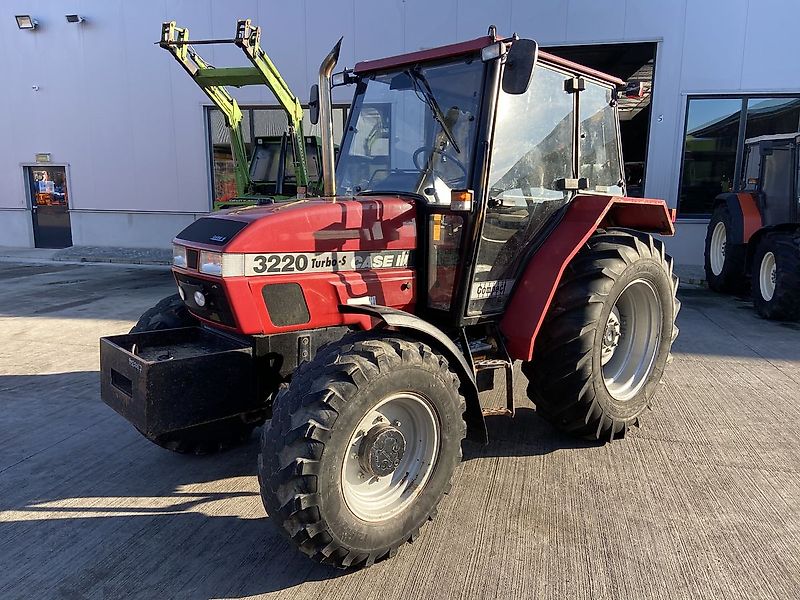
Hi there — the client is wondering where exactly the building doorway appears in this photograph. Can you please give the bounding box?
[26,165,72,248]
[543,42,657,197]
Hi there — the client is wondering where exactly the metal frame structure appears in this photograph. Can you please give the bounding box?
[160,19,309,198]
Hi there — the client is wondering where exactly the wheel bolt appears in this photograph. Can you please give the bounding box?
[394,420,401,427]
[358,471,364,479]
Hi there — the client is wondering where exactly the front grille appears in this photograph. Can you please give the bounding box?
[186,249,199,270]
[174,272,236,328]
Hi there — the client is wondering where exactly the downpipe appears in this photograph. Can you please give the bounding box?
[319,38,342,197]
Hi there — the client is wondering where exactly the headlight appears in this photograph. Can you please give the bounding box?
[198,251,244,277]
[172,244,187,268]
[198,251,222,276]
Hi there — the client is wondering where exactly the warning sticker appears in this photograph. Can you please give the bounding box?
[244,250,412,276]
[470,279,515,300]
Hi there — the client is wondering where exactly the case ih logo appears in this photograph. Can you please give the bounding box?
[210,235,227,243]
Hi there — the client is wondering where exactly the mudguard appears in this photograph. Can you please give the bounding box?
[500,194,675,362]
[714,192,763,245]
[341,304,487,444]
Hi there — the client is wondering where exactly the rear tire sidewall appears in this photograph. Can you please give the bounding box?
[591,258,674,420]
[704,205,745,293]
[751,233,800,320]
[315,364,462,551]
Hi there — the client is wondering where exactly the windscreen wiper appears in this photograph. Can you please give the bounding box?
[407,68,461,154]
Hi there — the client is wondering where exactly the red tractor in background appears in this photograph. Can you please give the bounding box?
[705,133,800,320]
[101,29,680,568]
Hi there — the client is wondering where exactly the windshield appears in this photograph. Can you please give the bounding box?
[336,58,485,202]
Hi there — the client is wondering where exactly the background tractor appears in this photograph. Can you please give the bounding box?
[161,19,324,210]
[704,133,800,320]
[101,29,680,568]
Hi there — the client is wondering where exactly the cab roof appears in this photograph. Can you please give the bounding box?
[353,34,624,87]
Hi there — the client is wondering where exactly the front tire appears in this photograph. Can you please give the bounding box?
[130,293,197,333]
[751,231,800,321]
[258,334,466,568]
[704,204,746,293]
[523,229,679,441]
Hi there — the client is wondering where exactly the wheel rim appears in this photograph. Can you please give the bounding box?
[341,392,440,522]
[710,221,727,276]
[602,279,663,402]
[759,251,777,302]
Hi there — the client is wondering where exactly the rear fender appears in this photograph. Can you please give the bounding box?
[500,194,675,362]
[713,192,762,245]
[341,304,487,444]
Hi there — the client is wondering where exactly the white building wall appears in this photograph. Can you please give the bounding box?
[1,0,799,264]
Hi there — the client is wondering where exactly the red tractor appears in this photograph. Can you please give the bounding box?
[704,133,800,320]
[101,30,680,568]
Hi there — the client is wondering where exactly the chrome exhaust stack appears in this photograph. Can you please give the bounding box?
[318,37,342,197]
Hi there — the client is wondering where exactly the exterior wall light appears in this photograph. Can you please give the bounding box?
[65,14,85,24]
[15,15,38,30]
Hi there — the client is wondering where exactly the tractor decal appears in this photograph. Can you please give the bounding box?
[246,250,413,276]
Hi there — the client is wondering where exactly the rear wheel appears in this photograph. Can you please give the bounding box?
[130,293,257,454]
[523,229,679,441]
[751,231,800,321]
[258,334,466,568]
[704,204,746,293]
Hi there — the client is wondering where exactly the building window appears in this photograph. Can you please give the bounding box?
[678,95,800,217]
[678,98,743,216]
[206,105,348,207]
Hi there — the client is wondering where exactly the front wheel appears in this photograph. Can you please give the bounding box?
[130,293,197,333]
[523,229,680,441]
[751,231,800,321]
[258,334,466,568]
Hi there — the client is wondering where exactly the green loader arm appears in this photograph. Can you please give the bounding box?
[160,19,310,198]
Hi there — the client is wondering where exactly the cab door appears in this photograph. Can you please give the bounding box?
[465,66,624,317]
[467,64,576,316]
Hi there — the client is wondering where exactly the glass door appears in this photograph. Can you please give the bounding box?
[27,165,72,248]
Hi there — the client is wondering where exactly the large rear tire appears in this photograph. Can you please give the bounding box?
[130,293,257,454]
[522,229,679,441]
[258,334,466,568]
[751,231,800,321]
[704,204,746,293]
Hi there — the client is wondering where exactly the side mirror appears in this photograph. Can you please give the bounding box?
[309,84,320,125]
[502,39,538,95]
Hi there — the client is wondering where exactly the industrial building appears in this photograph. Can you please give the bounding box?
[1,0,798,265]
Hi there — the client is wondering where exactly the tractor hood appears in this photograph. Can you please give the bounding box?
[174,196,417,255]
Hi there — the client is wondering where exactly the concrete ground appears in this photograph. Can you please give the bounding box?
[0,261,798,600]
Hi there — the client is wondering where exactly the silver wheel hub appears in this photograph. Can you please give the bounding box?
[759,251,777,301]
[358,424,406,478]
[602,308,622,365]
[710,221,727,276]
[342,392,439,522]
[602,279,663,402]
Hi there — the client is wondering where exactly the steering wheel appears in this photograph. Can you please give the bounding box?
[412,146,468,184]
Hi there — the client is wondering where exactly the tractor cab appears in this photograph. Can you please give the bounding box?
[248,134,324,198]
[334,35,626,325]
[740,133,800,226]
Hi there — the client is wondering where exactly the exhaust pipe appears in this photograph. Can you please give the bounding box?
[318,37,342,197]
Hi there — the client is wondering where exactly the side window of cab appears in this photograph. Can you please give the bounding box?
[469,64,575,314]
